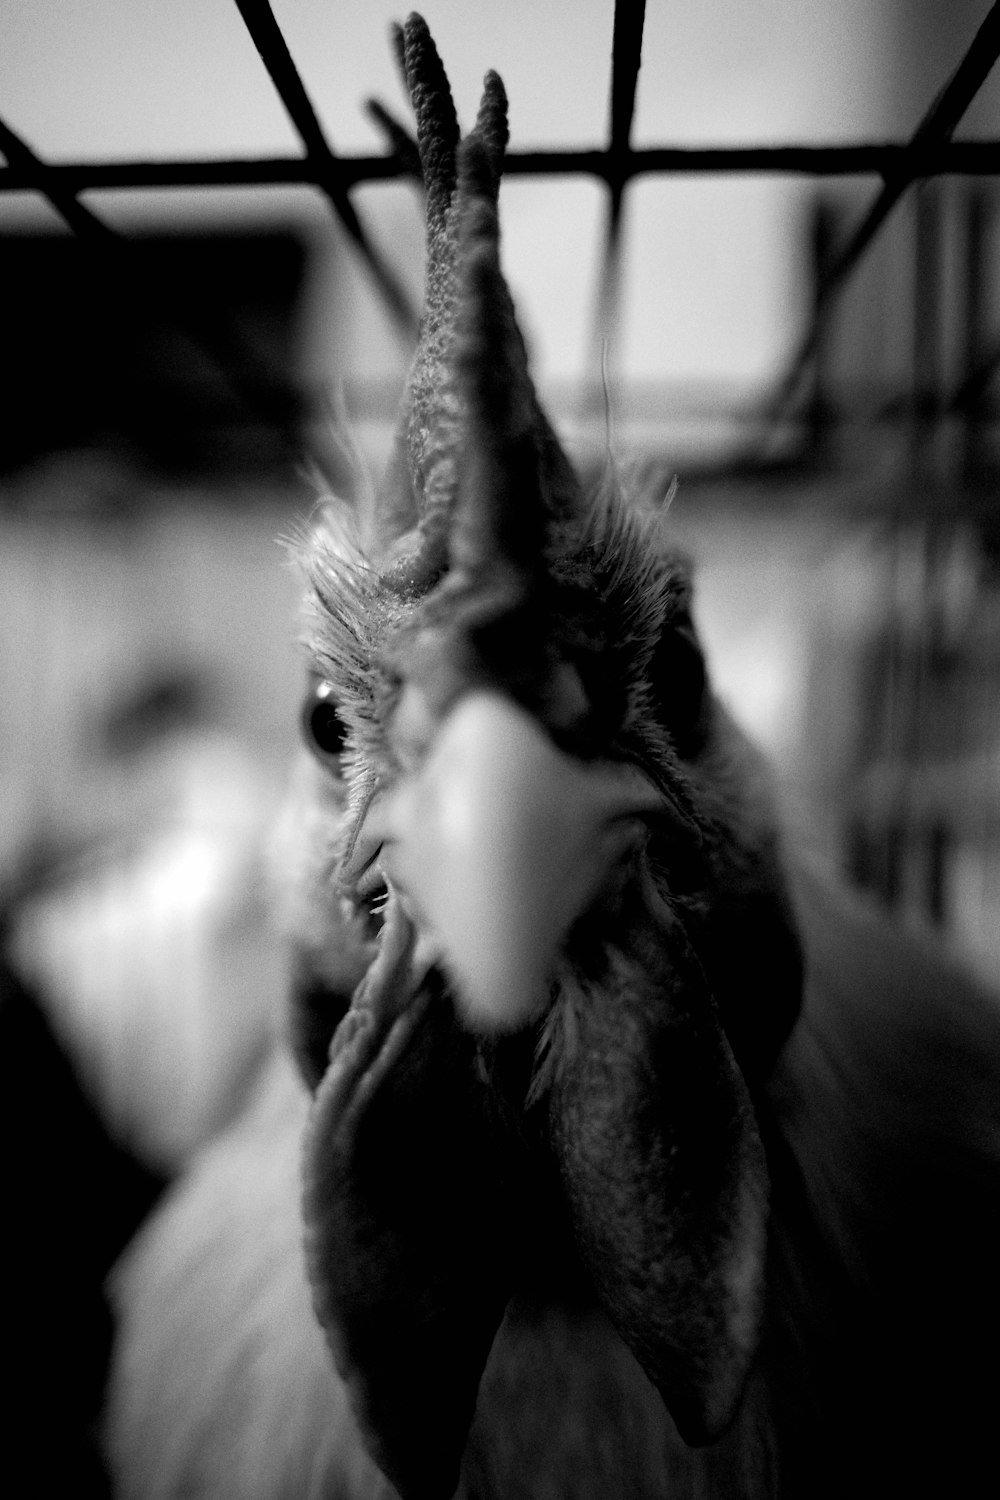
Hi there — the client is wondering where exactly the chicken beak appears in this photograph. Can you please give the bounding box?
[380,690,663,1032]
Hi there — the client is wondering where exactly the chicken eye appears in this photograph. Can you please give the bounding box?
[302,679,348,760]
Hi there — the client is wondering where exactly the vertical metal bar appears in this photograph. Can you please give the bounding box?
[805,196,839,463]
[911,184,944,479]
[960,184,990,481]
[904,183,950,928]
[587,0,647,408]
[608,0,647,180]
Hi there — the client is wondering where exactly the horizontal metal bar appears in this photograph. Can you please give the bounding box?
[2,141,998,200]
[617,140,1000,178]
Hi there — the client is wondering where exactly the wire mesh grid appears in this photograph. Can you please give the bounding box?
[2,0,999,464]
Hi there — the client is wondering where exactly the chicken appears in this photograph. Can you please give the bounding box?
[106,15,1000,1499]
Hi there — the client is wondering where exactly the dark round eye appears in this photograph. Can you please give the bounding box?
[302,679,348,760]
[649,619,707,757]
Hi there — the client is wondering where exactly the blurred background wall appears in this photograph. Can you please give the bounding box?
[1,0,999,1170]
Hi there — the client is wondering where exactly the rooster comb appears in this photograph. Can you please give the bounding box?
[375,13,581,597]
